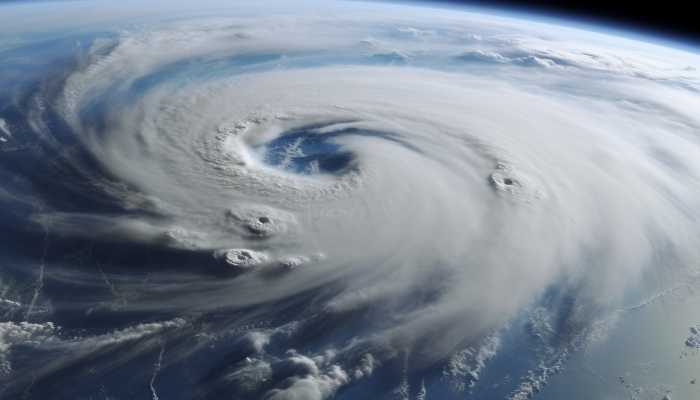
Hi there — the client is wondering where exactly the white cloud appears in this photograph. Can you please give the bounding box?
[0,321,55,375]
[264,354,349,400]
[2,0,700,396]
[40,2,700,374]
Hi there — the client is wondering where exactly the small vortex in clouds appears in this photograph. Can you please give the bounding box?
[1,1,700,399]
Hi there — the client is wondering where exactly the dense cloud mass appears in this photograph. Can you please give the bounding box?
[1,1,700,399]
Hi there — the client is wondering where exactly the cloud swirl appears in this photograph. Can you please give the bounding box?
[1,1,700,399]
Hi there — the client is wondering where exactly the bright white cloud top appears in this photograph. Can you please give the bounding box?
[1,1,700,399]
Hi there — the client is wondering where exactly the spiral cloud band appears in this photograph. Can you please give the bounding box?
[1,1,700,399]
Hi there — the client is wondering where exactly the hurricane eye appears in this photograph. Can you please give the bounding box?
[257,124,362,175]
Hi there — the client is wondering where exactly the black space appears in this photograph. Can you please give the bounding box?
[429,0,700,46]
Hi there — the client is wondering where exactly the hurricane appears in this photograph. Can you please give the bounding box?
[2,1,700,399]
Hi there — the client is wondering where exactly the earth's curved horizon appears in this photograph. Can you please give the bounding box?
[1,1,699,399]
